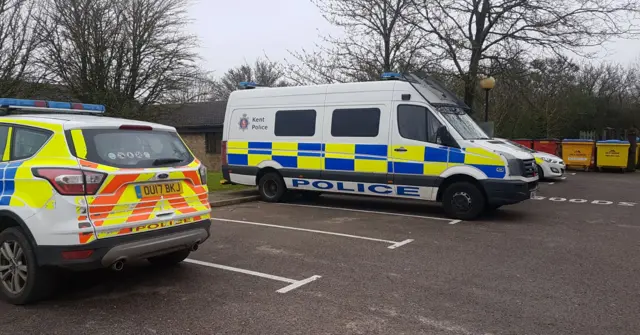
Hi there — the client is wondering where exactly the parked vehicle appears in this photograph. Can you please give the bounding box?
[0,98,211,305]
[495,138,566,179]
[221,72,538,220]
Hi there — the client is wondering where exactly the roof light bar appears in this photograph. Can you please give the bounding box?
[0,98,106,115]
[381,72,403,80]
[238,81,258,89]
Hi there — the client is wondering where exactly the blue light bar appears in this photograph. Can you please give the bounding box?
[0,98,105,113]
[238,81,258,89]
[381,72,403,80]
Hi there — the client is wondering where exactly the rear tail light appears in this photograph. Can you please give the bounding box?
[221,141,227,165]
[198,165,207,185]
[33,168,106,195]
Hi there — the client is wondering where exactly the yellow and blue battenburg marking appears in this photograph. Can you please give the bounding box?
[0,161,23,206]
[227,141,507,179]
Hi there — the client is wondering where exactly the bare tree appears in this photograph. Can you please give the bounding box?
[160,68,216,104]
[35,0,198,117]
[287,0,435,84]
[0,0,40,96]
[212,58,288,101]
[407,0,640,109]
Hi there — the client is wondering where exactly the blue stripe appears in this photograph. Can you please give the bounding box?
[228,154,248,165]
[448,148,465,164]
[8,161,21,168]
[248,142,272,149]
[298,143,322,151]
[355,144,387,157]
[394,162,423,174]
[473,164,506,178]
[387,161,394,173]
[273,156,297,168]
[325,158,354,171]
[298,152,322,157]
[248,149,271,155]
[424,147,448,163]
[355,155,386,161]
[0,196,10,206]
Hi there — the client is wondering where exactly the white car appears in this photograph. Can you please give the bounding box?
[495,138,565,179]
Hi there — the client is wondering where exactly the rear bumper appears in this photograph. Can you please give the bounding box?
[35,219,211,271]
[481,179,538,206]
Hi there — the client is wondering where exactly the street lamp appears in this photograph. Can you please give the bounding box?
[479,76,496,122]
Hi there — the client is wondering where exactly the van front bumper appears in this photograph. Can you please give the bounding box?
[481,179,538,206]
[35,219,211,271]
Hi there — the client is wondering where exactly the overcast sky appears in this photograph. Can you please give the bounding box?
[186,0,640,77]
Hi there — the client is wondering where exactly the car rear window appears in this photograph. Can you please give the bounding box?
[68,128,194,168]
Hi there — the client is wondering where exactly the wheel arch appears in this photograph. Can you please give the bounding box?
[436,174,487,202]
[0,210,38,248]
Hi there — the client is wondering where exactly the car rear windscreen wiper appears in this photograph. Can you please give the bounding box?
[152,158,183,166]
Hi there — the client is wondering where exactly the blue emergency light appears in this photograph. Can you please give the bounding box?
[381,72,403,80]
[0,98,105,114]
[238,81,258,89]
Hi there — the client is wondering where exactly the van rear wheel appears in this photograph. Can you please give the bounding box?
[258,172,287,202]
[442,182,486,220]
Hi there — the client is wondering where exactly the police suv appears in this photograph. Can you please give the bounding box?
[0,99,211,305]
[221,73,538,220]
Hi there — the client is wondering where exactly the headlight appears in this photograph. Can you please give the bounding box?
[507,158,523,176]
[198,165,207,185]
[542,157,553,163]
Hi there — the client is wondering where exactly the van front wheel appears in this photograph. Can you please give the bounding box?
[442,182,486,220]
[258,172,287,202]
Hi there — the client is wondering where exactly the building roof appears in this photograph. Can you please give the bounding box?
[147,101,226,129]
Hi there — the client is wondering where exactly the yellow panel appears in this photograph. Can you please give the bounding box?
[464,148,503,165]
[228,148,249,154]
[298,156,323,170]
[423,162,448,176]
[390,145,424,163]
[355,159,387,173]
[2,127,11,161]
[325,152,355,159]
[71,129,88,159]
[228,141,249,149]
[325,143,355,154]
[272,142,298,151]
[248,154,271,166]
[272,150,298,157]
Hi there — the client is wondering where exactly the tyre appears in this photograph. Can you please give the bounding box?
[147,249,190,266]
[441,181,486,220]
[486,204,502,212]
[537,165,545,180]
[0,227,55,305]
[258,172,287,202]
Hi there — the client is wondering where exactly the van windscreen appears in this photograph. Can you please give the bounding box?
[68,128,193,168]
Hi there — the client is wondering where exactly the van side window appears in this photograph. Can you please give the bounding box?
[275,110,316,136]
[331,108,380,137]
[398,105,443,144]
[11,127,51,160]
[0,125,9,160]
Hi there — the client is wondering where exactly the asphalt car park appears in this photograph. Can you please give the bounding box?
[2,172,640,335]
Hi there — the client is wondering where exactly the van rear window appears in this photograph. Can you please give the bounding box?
[68,128,193,168]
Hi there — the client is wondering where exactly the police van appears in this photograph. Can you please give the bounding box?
[221,73,538,220]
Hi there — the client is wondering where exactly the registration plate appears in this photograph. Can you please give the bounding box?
[530,190,537,199]
[135,182,182,198]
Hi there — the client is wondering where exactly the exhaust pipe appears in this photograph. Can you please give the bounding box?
[111,259,125,271]
[191,242,200,252]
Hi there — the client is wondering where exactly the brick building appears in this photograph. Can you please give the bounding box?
[150,101,227,172]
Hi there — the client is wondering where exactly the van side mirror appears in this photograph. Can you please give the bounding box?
[436,126,459,148]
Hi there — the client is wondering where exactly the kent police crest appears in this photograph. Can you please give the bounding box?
[239,114,249,131]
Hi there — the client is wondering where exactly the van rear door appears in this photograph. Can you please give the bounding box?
[65,124,211,241]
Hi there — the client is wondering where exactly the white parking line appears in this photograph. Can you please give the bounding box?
[212,217,414,249]
[274,202,457,224]
[548,182,555,185]
[560,177,567,180]
[185,258,321,293]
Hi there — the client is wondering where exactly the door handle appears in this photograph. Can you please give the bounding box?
[394,147,407,152]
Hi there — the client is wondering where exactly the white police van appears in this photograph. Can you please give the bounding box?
[221,73,538,220]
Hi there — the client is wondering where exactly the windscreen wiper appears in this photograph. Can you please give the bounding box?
[152,158,183,166]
